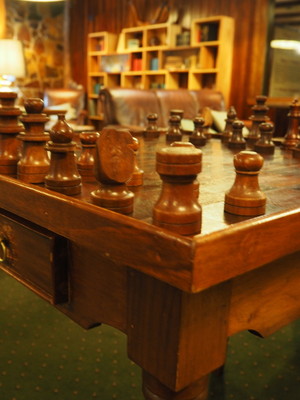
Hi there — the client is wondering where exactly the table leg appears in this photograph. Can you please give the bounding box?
[142,371,210,400]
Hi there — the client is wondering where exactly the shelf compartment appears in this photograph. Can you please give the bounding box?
[88,31,118,53]
[188,71,217,90]
[166,71,189,89]
[163,48,199,70]
[144,71,167,89]
[144,23,181,48]
[121,72,144,89]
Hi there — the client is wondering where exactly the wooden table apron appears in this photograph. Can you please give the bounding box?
[0,136,300,394]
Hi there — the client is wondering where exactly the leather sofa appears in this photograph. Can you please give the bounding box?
[98,87,226,134]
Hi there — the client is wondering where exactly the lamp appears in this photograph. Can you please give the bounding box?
[0,39,26,92]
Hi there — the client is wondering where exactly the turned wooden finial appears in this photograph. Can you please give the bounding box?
[224,150,266,216]
[254,121,275,155]
[228,120,246,150]
[189,116,207,147]
[153,141,202,235]
[0,91,23,175]
[91,128,135,214]
[18,98,50,183]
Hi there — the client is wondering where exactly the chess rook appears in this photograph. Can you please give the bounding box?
[18,98,50,183]
[166,114,182,143]
[221,105,237,143]
[247,95,270,147]
[77,131,100,180]
[0,92,23,175]
[254,122,275,155]
[224,150,266,216]
[189,116,207,147]
[91,128,135,214]
[282,99,300,150]
[45,114,82,195]
[153,141,202,235]
[228,120,246,150]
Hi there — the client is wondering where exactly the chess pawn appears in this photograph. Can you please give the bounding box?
[166,115,182,143]
[153,141,202,235]
[170,109,184,122]
[292,126,300,158]
[18,98,50,183]
[221,105,237,143]
[0,92,23,175]
[224,151,266,216]
[254,122,275,155]
[189,116,207,147]
[77,131,100,180]
[282,99,300,149]
[91,128,135,214]
[45,114,82,195]
[127,137,144,186]
[228,120,246,150]
[143,113,160,139]
[247,95,270,147]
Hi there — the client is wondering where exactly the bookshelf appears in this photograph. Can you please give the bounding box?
[87,17,234,123]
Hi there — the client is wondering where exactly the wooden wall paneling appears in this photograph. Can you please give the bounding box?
[0,0,6,38]
[69,0,271,119]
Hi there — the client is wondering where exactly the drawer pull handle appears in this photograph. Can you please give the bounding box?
[0,239,7,263]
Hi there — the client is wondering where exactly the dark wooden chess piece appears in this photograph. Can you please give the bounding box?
[282,99,300,150]
[45,114,82,195]
[166,115,182,143]
[189,116,207,147]
[247,95,270,147]
[0,92,23,175]
[224,150,266,216]
[77,131,100,180]
[292,126,300,158]
[91,128,135,214]
[221,105,237,143]
[127,137,144,186]
[228,120,246,150]
[153,141,202,235]
[170,109,184,120]
[18,98,50,183]
[254,121,275,155]
[143,113,160,139]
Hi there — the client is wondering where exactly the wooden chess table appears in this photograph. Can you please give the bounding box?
[0,134,299,399]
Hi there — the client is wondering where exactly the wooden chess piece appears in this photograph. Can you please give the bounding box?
[247,95,270,147]
[0,92,23,175]
[189,116,207,147]
[224,151,266,216]
[143,113,160,139]
[91,128,135,214]
[282,99,300,150]
[254,121,275,155]
[166,115,182,143]
[127,137,144,186]
[18,98,50,183]
[45,114,82,195]
[153,141,202,235]
[292,126,300,158]
[228,120,246,150]
[170,109,184,120]
[221,105,237,143]
[77,131,100,180]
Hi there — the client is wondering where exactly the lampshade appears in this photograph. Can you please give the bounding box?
[0,39,26,78]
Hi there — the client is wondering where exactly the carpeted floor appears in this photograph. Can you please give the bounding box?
[0,269,299,400]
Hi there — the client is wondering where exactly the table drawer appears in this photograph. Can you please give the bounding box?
[0,210,69,304]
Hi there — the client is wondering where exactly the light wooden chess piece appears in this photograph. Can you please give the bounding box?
[18,98,50,183]
[153,141,202,235]
[0,92,23,175]
[45,113,82,195]
[91,128,135,214]
[224,150,266,216]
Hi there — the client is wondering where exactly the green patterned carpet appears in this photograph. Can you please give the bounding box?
[0,269,299,400]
